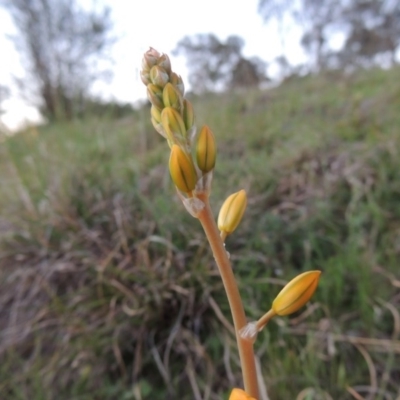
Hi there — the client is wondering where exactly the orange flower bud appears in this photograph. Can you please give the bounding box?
[196,125,216,173]
[218,190,247,235]
[169,145,197,193]
[272,271,321,316]
[229,388,257,400]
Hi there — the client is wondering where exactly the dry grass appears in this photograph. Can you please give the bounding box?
[1,67,400,399]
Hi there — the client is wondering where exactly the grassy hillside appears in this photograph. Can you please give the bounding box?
[1,67,400,400]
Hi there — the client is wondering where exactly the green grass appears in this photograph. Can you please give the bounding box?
[1,66,400,400]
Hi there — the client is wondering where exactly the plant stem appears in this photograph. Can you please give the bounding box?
[197,192,259,399]
[256,309,276,331]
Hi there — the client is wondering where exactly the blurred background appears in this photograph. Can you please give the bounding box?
[0,0,400,399]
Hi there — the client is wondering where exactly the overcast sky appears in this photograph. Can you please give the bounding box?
[0,0,307,130]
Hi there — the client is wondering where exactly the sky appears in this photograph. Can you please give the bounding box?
[0,0,307,131]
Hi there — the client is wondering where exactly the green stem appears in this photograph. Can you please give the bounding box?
[197,192,259,398]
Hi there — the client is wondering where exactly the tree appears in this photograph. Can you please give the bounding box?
[258,0,400,71]
[259,0,338,71]
[338,0,400,67]
[230,56,269,89]
[174,34,268,93]
[1,0,115,120]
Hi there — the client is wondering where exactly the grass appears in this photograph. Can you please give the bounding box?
[1,66,400,400]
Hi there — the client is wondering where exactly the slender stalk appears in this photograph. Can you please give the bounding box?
[256,309,276,331]
[197,192,259,399]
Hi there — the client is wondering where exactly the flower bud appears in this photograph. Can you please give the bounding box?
[163,83,182,111]
[272,271,321,316]
[182,99,194,130]
[150,106,165,136]
[151,105,162,124]
[161,107,187,145]
[196,125,216,173]
[151,117,165,136]
[169,145,197,193]
[142,47,160,72]
[147,84,164,109]
[150,65,169,88]
[170,72,184,95]
[140,70,151,85]
[229,388,256,400]
[218,190,247,235]
[157,53,172,74]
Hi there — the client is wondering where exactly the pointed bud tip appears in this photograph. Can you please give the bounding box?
[142,47,162,71]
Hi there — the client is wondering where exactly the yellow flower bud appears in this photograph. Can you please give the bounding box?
[272,270,321,316]
[150,65,169,88]
[147,84,164,109]
[151,105,162,124]
[218,190,247,235]
[196,125,216,173]
[182,99,194,130]
[229,388,256,400]
[169,145,197,194]
[163,83,182,111]
[161,107,187,145]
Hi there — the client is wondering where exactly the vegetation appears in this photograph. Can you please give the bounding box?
[174,34,268,93]
[258,0,400,71]
[1,0,114,120]
[1,66,400,399]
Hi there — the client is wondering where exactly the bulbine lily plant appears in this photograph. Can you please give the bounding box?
[140,48,321,399]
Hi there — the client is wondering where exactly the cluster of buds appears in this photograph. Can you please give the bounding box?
[141,48,217,208]
[141,48,247,231]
